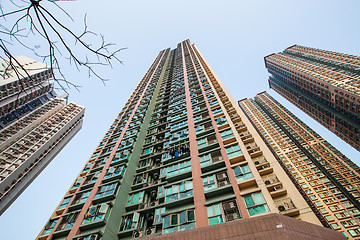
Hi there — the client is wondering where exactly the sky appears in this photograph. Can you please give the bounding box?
[1,0,360,239]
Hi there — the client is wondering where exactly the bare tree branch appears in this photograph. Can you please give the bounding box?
[0,0,124,98]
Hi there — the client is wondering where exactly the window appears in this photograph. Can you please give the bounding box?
[207,93,215,99]
[194,115,202,122]
[82,163,92,173]
[143,146,154,155]
[84,171,101,185]
[220,129,234,140]
[203,175,216,191]
[207,203,223,226]
[127,191,145,205]
[154,207,166,224]
[165,181,193,202]
[226,145,242,158]
[72,190,91,205]
[119,138,134,149]
[42,219,58,235]
[94,183,117,199]
[163,209,195,234]
[133,173,147,185]
[216,117,227,126]
[171,120,187,131]
[244,192,269,216]
[73,233,101,240]
[113,150,131,162]
[120,213,139,231]
[58,197,72,210]
[212,108,222,115]
[104,164,126,179]
[195,125,204,133]
[207,200,241,225]
[341,219,357,227]
[330,223,341,230]
[82,203,111,225]
[72,177,84,189]
[170,130,188,143]
[197,138,207,148]
[233,164,253,182]
[200,154,211,167]
[160,160,191,178]
[138,159,151,168]
[209,100,218,106]
[348,228,360,237]
[56,211,79,231]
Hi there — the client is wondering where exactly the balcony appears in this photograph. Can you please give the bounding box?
[239,132,254,144]
[235,124,247,133]
[245,144,262,158]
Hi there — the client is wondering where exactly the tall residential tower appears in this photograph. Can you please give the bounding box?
[264,45,360,151]
[239,91,360,239]
[0,56,85,215]
[38,41,343,240]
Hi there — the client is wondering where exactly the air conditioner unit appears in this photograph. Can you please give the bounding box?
[133,231,144,238]
[216,172,227,181]
[218,181,227,187]
[146,227,156,235]
[278,205,286,212]
[149,200,159,207]
[223,202,236,211]
[152,173,159,180]
[273,185,282,191]
[225,213,239,222]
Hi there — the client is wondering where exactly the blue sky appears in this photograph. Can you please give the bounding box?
[1,0,359,239]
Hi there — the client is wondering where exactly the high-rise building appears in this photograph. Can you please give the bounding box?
[264,45,360,151]
[239,91,360,239]
[0,56,85,215]
[37,40,344,240]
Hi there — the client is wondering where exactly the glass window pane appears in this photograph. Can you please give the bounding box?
[244,195,255,207]
[242,165,250,173]
[180,222,195,231]
[171,215,178,225]
[163,216,170,228]
[214,204,222,215]
[233,166,242,176]
[209,216,223,226]
[180,211,186,224]
[188,210,195,221]
[179,182,185,192]
[173,185,179,193]
[253,192,265,204]
[207,206,214,217]
[248,204,269,216]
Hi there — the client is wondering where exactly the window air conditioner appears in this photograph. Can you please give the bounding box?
[133,231,144,238]
[146,227,156,235]
[278,205,286,212]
